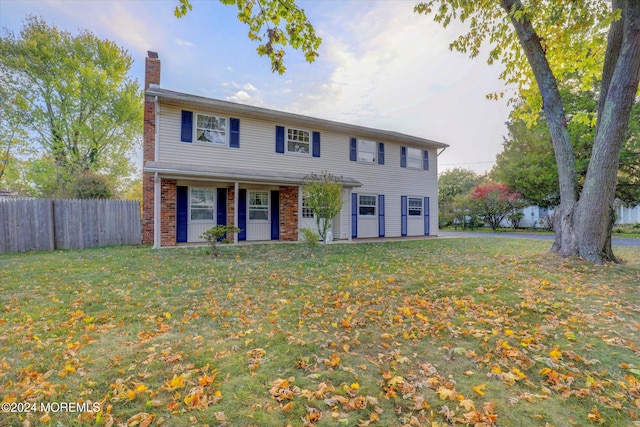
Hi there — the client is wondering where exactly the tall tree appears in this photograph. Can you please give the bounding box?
[416,0,640,263]
[0,16,142,197]
[493,95,640,208]
[175,0,321,74]
[438,168,482,225]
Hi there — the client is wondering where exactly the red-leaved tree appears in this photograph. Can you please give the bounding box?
[471,183,523,231]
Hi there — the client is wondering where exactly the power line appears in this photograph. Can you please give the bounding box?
[440,160,495,166]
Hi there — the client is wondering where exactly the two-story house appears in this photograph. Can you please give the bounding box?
[142,52,448,248]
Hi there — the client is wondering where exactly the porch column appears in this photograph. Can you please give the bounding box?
[279,185,299,241]
[234,182,239,244]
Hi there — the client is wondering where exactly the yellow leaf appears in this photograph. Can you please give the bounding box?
[460,399,475,411]
[473,383,486,396]
[549,349,562,359]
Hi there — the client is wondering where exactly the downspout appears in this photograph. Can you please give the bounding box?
[153,96,160,248]
[154,172,160,248]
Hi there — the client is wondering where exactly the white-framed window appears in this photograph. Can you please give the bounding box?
[408,197,423,216]
[190,188,215,221]
[287,128,310,154]
[358,139,377,163]
[248,190,269,221]
[302,196,315,218]
[358,194,377,217]
[407,147,422,169]
[196,114,227,145]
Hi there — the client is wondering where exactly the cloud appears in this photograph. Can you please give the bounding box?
[283,2,510,173]
[175,39,194,47]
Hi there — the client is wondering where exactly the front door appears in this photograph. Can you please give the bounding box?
[176,186,188,243]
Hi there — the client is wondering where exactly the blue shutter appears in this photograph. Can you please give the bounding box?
[401,195,407,237]
[238,189,247,241]
[423,150,429,170]
[424,196,430,235]
[312,131,321,157]
[229,118,240,148]
[176,186,188,243]
[217,188,227,226]
[378,194,385,237]
[400,146,407,168]
[378,142,385,165]
[181,110,193,142]
[275,126,285,153]
[271,190,280,240]
[349,137,357,161]
[351,193,358,238]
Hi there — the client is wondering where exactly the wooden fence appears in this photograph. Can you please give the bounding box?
[0,199,141,254]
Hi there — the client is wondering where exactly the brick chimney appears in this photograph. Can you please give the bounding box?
[142,51,160,245]
[145,51,160,89]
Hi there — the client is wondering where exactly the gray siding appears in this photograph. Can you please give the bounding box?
[157,103,439,237]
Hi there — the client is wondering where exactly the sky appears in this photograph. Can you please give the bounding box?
[0,0,512,174]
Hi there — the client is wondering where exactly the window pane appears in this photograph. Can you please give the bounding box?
[249,209,269,220]
[287,128,310,154]
[408,197,422,216]
[191,208,214,220]
[196,114,226,144]
[358,194,377,216]
[287,140,310,153]
[249,191,269,221]
[302,197,315,218]
[359,206,375,216]
[407,147,422,169]
[190,188,214,221]
[358,140,376,163]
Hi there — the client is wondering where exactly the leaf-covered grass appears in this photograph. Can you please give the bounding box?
[1,239,639,426]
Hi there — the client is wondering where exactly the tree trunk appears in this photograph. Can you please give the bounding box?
[502,0,640,264]
[500,0,578,256]
[574,1,640,263]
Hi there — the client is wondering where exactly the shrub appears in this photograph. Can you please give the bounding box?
[299,227,320,249]
[200,225,241,257]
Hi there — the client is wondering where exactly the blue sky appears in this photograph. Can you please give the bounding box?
[1,0,511,174]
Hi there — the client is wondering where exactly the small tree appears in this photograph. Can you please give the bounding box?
[303,172,343,242]
[201,225,241,257]
[471,182,523,231]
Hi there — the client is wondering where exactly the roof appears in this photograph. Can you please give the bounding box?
[146,86,449,150]
[144,161,363,187]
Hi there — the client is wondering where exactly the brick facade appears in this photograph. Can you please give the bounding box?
[279,186,299,241]
[160,179,177,247]
[142,52,160,245]
[226,185,236,240]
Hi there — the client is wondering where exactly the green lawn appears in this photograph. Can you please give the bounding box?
[1,239,639,426]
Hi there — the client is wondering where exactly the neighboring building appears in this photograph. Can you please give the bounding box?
[615,201,640,225]
[142,52,448,247]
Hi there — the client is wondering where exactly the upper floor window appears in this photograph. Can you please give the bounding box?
[196,114,227,145]
[287,128,310,154]
[358,139,377,163]
[406,147,422,169]
[248,190,269,221]
[190,188,214,221]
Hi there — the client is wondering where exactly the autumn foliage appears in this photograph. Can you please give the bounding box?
[1,240,639,426]
[471,182,523,230]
